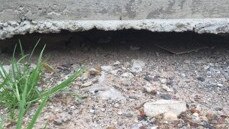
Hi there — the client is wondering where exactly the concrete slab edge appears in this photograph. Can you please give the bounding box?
[1,19,229,40]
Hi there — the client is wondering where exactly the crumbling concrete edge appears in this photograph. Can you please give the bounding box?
[1,18,229,40]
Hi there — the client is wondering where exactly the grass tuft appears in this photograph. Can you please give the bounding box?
[0,41,84,129]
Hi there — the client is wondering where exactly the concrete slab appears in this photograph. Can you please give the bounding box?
[0,0,229,39]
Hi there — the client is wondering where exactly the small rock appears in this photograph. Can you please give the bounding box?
[143,83,157,94]
[161,84,173,92]
[144,86,155,93]
[163,112,178,121]
[89,68,101,76]
[123,112,133,118]
[114,103,120,108]
[117,110,122,115]
[113,61,121,66]
[81,81,93,87]
[160,78,167,84]
[89,109,95,114]
[131,59,145,73]
[192,113,201,122]
[121,72,134,78]
[121,78,132,86]
[160,94,172,100]
[99,88,125,101]
[81,72,90,81]
[101,108,106,112]
[111,70,119,75]
[150,126,158,129]
[101,65,113,72]
[197,77,205,82]
[53,120,63,126]
[144,74,152,82]
[217,83,223,87]
[143,100,187,118]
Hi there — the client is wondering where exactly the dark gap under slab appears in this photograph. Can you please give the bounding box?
[0,29,228,55]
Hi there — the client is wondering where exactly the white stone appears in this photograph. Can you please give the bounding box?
[163,112,178,121]
[143,100,187,118]
[160,78,167,84]
[113,61,121,66]
[131,59,145,73]
[82,81,93,87]
[161,84,173,92]
[101,65,112,72]
[144,82,156,93]
[121,72,134,78]
[98,88,125,101]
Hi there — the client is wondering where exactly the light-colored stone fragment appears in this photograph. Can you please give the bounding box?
[144,100,187,118]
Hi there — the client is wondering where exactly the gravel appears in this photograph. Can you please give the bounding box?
[0,33,229,129]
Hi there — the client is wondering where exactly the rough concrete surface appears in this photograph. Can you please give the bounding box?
[1,19,229,40]
[1,0,229,21]
[1,0,229,39]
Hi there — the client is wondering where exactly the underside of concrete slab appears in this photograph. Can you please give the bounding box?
[0,0,229,39]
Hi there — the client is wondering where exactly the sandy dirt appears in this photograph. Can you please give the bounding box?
[0,31,229,129]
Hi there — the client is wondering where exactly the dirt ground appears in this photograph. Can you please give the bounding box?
[0,31,229,129]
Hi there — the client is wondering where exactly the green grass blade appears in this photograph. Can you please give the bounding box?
[0,117,3,129]
[26,96,48,129]
[16,76,29,129]
[40,68,84,98]
[29,39,41,60]
[12,44,17,59]
[18,40,25,57]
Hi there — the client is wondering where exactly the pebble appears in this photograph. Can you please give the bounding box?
[121,78,132,86]
[113,61,121,66]
[144,86,155,93]
[98,88,125,101]
[163,112,178,121]
[160,94,172,100]
[89,68,101,76]
[131,59,145,73]
[143,82,157,94]
[144,74,152,82]
[160,78,167,84]
[121,72,134,78]
[161,84,173,92]
[123,112,133,118]
[151,126,158,129]
[117,110,122,115]
[101,65,113,72]
[114,103,120,108]
[197,77,205,82]
[82,81,93,87]
[89,109,95,114]
[143,100,187,118]
[192,112,201,122]
[101,108,106,112]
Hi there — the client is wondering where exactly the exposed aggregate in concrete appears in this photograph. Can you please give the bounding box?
[0,19,229,40]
